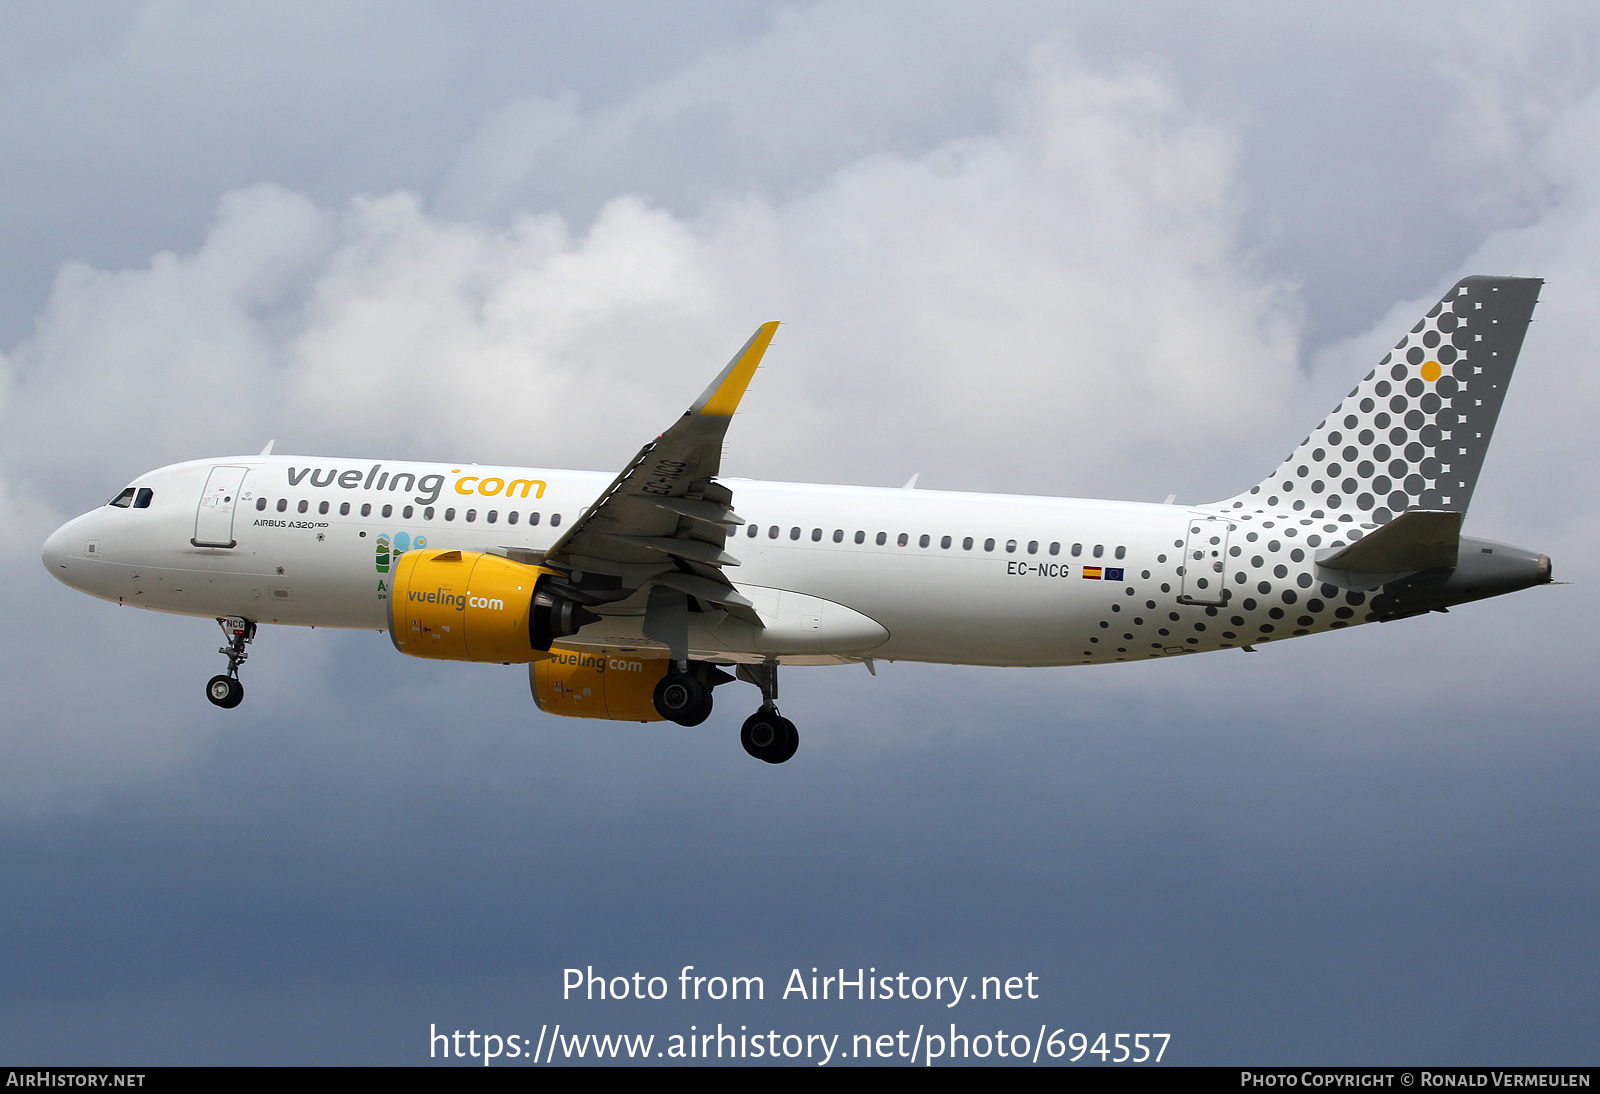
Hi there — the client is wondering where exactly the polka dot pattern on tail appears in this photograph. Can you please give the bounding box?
[1220,276,1542,523]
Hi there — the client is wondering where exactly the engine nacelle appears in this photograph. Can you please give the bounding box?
[530,648,670,721]
[388,549,582,663]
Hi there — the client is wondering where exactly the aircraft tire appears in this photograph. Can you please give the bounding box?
[741,710,798,764]
[771,717,799,763]
[654,673,711,726]
[206,675,243,709]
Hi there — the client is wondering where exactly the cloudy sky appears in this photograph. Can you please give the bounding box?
[2,1,1597,1065]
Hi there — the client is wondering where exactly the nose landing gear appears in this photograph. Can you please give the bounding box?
[206,616,254,709]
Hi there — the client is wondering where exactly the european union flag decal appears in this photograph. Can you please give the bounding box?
[1106,567,1124,581]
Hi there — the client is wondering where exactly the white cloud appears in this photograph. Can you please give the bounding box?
[303,45,1302,500]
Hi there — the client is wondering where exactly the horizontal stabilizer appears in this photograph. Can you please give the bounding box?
[1317,510,1461,574]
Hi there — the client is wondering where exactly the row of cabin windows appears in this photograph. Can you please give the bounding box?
[256,497,560,526]
[108,487,154,508]
[743,523,1126,559]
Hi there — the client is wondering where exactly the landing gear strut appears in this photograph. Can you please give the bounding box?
[206,616,254,709]
[737,662,798,764]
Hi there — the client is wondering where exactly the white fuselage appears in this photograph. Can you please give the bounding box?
[42,455,1373,667]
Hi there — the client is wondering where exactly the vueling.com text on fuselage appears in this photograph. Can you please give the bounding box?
[285,464,546,507]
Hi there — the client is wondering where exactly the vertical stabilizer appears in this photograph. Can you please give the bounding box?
[1219,276,1541,522]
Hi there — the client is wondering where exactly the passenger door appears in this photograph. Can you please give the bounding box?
[193,465,250,548]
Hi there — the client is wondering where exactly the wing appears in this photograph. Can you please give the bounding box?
[539,323,779,638]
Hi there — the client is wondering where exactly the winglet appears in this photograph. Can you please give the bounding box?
[259,439,276,456]
[691,321,779,417]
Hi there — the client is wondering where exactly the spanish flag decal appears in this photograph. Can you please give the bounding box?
[1082,566,1102,579]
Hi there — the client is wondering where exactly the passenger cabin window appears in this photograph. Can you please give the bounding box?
[550,514,561,527]
[790,527,800,540]
[940,535,951,549]
[444,508,455,521]
[1071,543,1083,557]
[466,509,477,523]
[984,538,995,551]
[963,537,973,550]
[277,499,288,512]
[360,503,371,517]
[404,505,415,519]
[855,531,865,544]
[381,504,392,518]
[1115,545,1126,559]
[1049,542,1060,555]
[318,501,329,515]
[424,507,434,520]
[897,533,909,547]
[811,528,821,541]
[134,488,154,509]
[256,498,267,511]
[1006,539,1018,553]
[529,512,540,525]
[876,532,887,545]
[1093,544,1104,558]
[340,502,351,516]
[487,510,498,524]
[832,529,843,543]
[1027,540,1039,554]
[109,488,135,508]
[918,534,930,548]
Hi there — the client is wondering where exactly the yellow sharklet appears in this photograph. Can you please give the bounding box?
[694,321,779,417]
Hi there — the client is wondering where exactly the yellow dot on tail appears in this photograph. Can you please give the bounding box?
[1421,360,1442,382]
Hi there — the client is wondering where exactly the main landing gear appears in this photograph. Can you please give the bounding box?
[736,663,797,765]
[649,659,800,763]
[206,616,255,709]
[740,708,798,765]
[653,664,714,727]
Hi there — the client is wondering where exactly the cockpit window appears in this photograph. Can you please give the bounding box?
[108,488,135,508]
[133,488,154,509]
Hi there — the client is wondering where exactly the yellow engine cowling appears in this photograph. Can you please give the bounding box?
[531,648,670,722]
[387,549,555,663]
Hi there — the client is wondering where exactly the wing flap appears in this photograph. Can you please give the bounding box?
[604,534,741,567]
[649,571,757,610]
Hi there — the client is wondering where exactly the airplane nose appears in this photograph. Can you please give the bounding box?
[41,522,73,582]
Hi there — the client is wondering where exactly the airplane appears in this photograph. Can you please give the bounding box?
[41,275,1553,763]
